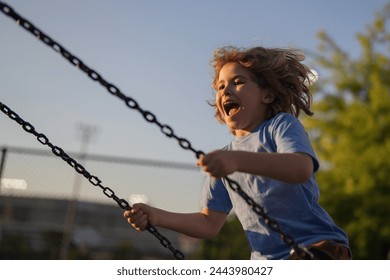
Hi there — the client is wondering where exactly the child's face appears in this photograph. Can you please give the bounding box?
[215,62,273,137]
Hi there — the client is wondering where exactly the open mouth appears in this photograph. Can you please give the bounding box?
[223,101,240,116]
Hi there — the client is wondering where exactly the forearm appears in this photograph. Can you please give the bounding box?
[233,151,313,183]
[153,208,227,239]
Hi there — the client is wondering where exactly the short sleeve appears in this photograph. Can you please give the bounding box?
[271,114,319,172]
[200,176,233,214]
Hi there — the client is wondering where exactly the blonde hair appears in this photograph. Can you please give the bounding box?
[211,46,314,123]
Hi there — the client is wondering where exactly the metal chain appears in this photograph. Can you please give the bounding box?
[0,1,312,259]
[225,177,314,259]
[0,101,185,260]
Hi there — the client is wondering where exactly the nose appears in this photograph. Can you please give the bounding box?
[221,84,233,97]
[223,91,231,96]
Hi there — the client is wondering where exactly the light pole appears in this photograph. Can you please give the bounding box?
[59,123,98,260]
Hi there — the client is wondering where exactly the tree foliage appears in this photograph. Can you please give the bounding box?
[304,2,390,259]
[193,215,250,259]
[195,3,390,260]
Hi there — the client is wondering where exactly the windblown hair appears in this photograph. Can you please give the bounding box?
[211,46,314,123]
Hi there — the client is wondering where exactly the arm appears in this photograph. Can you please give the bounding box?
[198,150,313,183]
[124,204,227,239]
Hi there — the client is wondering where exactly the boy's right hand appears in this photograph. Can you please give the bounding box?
[123,203,156,231]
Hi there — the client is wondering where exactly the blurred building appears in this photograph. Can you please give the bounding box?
[0,195,200,260]
[0,146,202,259]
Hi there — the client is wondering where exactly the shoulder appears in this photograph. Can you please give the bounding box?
[267,112,301,128]
[264,112,304,137]
[267,113,319,171]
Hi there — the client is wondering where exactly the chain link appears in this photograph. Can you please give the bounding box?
[0,101,184,260]
[0,1,312,259]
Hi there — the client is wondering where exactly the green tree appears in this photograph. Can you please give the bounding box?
[111,241,142,260]
[304,2,390,259]
[195,3,390,260]
[194,215,250,259]
[0,233,35,259]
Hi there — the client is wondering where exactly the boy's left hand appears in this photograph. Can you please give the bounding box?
[197,150,237,178]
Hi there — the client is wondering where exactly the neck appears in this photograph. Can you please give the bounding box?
[234,129,251,137]
[233,121,263,137]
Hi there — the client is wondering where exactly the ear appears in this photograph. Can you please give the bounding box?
[262,90,275,104]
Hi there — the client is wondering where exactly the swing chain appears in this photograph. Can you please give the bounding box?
[0,1,312,259]
[0,2,204,161]
[0,101,185,260]
[224,177,313,259]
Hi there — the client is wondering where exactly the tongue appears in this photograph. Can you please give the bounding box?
[229,107,239,116]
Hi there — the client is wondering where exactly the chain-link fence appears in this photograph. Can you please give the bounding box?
[0,146,205,259]
[0,146,204,210]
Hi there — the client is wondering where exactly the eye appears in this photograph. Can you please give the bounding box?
[217,84,225,91]
[234,80,243,86]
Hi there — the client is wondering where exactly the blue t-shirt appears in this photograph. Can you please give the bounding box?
[201,113,349,259]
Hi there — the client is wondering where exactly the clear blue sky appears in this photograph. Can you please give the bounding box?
[1,0,388,211]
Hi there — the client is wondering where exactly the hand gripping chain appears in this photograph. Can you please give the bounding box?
[0,101,185,260]
[0,2,313,259]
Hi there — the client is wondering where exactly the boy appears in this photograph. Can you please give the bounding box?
[124,46,350,260]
